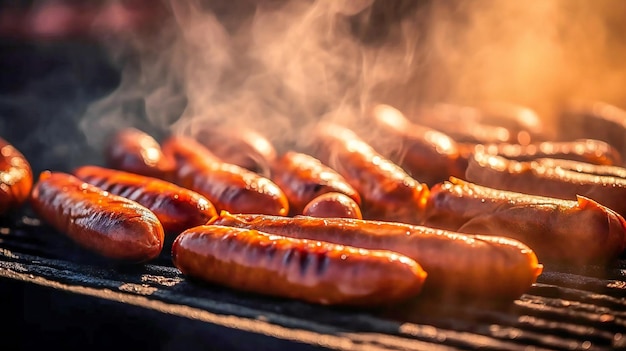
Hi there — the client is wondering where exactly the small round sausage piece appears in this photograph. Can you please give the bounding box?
[303,192,363,219]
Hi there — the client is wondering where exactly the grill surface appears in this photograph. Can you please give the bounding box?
[1,211,625,351]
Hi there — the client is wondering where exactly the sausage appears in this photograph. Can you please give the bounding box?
[30,171,164,262]
[195,126,277,177]
[161,136,289,216]
[172,224,427,307]
[536,158,626,178]
[474,139,622,166]
[73,165,217,233]
[310,122,429,224]
[368,104,466,186]
[557,100,626,156]
[209,211,542,300]
[302,192,363,219]
[105,128,175,179]
[465,151,626,218]
[476,101,546,145]
[0,137,33,215]
[422,177,626,266]
[270,151,361,215]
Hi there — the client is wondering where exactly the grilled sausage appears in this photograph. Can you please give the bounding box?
[105,128,174,179]
[476,101,546,145]
[536,158,626,178]
[311,122,428,224]
[30,171,164,262]
[172,225,427,307]
[0,137,33,215]
[302,192,363,219]
[369,104,466,186]
[465,151,626,218]
[422,177,626,266]
[474,139,621,166]
[209,212,542,300]
[195,126,277,177]
[270,151,361,215]
[162,136,289,216]
[557,100,626,156]
[74,165,217,233]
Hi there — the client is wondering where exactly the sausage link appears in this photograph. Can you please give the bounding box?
[30,171,164,262]
[465,151,626,218]
[422,177,626,266]
[172,225,426,306]
[311,122,428,224]
[105,128,175,179]
[270,151,361,215]
[209,212,542,301]
[302,192,363,219]
[74,165,217,233]
[369,104,466,186]
[0,137,33,215]
[162,136,289,216]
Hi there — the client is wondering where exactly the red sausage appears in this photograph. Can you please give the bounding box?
[105,128,175,179]
[270,151,361,215]
[311,122,429,224]
[162,136,289,216]
[302,192,363,219]
[0,137,33,215]
[209,212,542,300]
[74,165,217,233]
[30,171,164,262]
[172,224,427,306]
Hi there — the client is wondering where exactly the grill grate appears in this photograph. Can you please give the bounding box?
[1,213,625,351]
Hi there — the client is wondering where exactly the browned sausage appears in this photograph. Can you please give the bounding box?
[476,101,546,145]
[30,171,164,262]
[465,151,626,218]
[162,136,289,216]
[172,224,426,306]
[209,212,542,301]
[536,158,626,178]
[105,128,175,179]
[195,126,277,177]
[73,165,217,233]
[474,139,622,166]
[270,151,361,215]
[311,122,429,224]
[0,137,33,215]
[557,100,626,156]
[368,104,466,186]
[302,192,363,219]
[422,177,626,266]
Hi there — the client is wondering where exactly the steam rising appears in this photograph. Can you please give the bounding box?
[80,0,626,152]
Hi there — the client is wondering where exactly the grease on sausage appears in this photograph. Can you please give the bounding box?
[0,137,33,215]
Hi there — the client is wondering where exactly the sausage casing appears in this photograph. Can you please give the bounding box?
[105,128,175,179]
[162,136,289,216]
[172,224,427,306]
[465,151,626,218]
[74,165,217,233]
[30,171,164,262]
[270,151,361,215]
[209,212,542,300]
[423,177,626,266]
[0,137,33,215]
[311,122,428,224]
[302,192,363,219]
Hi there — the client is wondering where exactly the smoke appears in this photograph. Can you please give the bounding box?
[79,0,626,152]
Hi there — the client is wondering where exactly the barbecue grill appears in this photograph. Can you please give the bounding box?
[1,1,626,350]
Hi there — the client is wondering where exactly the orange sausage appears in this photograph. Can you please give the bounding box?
[422,177,626,266]
[30,171,164,262]
[311,122,428,224]
[74,165,217,233]
[162,136,289,216]
[172,224,426,306]
[270,151,361,215]
[209,212,542,301]
[0,137,33,215]
[302,192,363,219]
[105,128,174,179]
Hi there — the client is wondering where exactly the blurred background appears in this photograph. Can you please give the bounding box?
[1,0,626,176]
